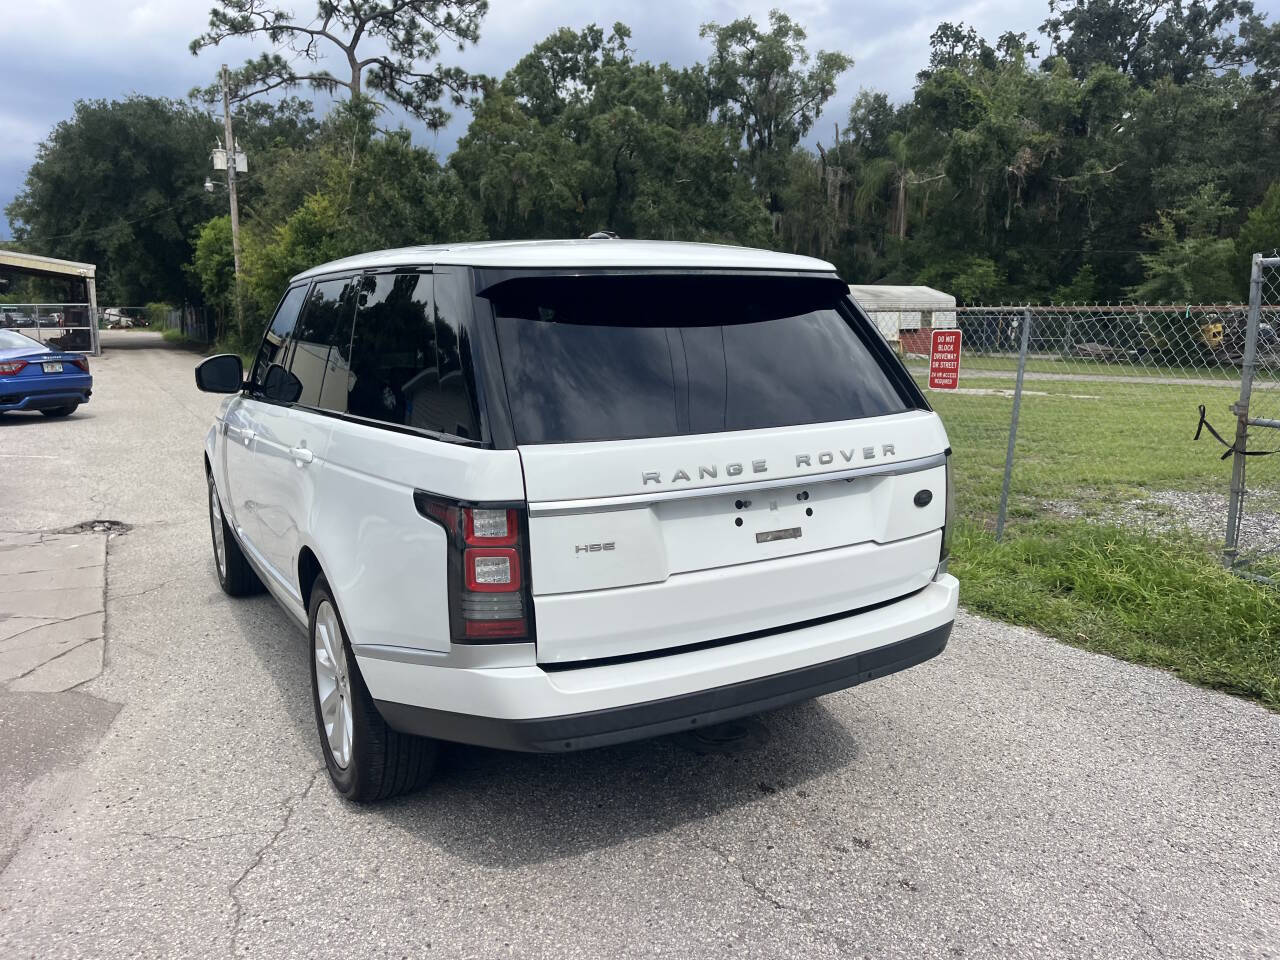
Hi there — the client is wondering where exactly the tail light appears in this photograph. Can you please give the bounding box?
[0,360,28,375]
[413,494,534,643]
[70,356,90,373]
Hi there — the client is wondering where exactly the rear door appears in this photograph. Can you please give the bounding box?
[485,273,948,665]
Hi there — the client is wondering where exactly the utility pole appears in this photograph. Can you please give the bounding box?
[221,64,245,341]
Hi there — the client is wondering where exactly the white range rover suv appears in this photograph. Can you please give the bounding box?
[196,239,958,801]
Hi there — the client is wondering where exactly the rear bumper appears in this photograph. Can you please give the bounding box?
[376,620,951,752]
[0,375,92,411]
[362,574,958,752]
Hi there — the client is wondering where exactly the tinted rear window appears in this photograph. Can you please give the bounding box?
[488,274,910,445]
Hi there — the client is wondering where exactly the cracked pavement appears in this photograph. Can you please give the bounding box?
[1,331,1279,959]
[0,532,108,691]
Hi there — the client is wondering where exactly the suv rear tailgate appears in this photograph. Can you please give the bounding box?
[532,532,940,664]
[521,411,949,664]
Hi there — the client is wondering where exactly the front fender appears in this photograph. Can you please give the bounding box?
[204,394,236,490]
[204,422,218,470]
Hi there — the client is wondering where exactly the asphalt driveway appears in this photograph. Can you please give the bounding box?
[1,332,1277,959]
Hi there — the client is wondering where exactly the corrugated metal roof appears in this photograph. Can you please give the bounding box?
[847,284,954,310]
[0,250,96,279]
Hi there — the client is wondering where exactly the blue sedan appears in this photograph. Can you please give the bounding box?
[0,329,92,417]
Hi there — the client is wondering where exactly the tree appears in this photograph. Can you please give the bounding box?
[700,11,852,219]
[450,24,771,245]
[845,91,896,153]
[239,101,481,320]
[922,21,999,75]
[1130,185,1238,301]
[505,23,635,124]
[234,97,322,155]
[244,192,352,317]
[915,255,1003,302]
[190,0,489,128]
[6,97,219,304]
[1053,264,1101,300]
[855,130,943,241]
[1236,181,1280,281]
[189,216,237,340]
[1041,0,1255,84]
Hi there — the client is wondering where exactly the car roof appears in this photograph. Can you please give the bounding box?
[290,239,836,283]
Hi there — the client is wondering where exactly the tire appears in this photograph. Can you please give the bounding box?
[207,471,263,597]
[40,404,78,417]
[308,576,437,802]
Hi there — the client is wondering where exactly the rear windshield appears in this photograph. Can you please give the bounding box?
[486,274,911,445]
[0,330,42,351]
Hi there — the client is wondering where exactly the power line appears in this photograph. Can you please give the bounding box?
[5,184,236,247]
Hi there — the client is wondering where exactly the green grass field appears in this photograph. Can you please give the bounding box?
[921,372,1280,710]
[951,519,1280,708]
[923,374,1249,518]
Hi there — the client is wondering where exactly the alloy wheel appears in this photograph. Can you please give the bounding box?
[209,479,226,578]
[313,600,353,769]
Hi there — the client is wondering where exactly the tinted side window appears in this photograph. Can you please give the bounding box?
[289,277,356,411]
[347,272,480,439]
[253,284,308,387]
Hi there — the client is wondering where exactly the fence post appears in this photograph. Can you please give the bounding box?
[996,307,1032,541]
[1224,254,1263,567]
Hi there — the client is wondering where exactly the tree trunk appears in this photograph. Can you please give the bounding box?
[896,173,907,240]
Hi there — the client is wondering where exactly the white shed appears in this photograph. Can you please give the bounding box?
[848,284,956,345]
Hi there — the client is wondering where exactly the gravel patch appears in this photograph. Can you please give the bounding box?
[949,387,1101,399]
[1045,488,1280,556]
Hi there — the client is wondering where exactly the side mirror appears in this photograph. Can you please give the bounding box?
[195,354,244,393]
[260,362,303,404]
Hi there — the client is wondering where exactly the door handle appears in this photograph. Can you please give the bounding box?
[289,445,314,465]
[242,429,255,446]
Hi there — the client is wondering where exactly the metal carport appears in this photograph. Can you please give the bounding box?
[0,250,100,356]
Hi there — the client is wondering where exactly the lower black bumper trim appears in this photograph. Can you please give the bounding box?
[375,621,953,753]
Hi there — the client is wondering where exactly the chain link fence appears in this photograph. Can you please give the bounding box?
[1226,255,1280,580]
[1,303,96,352]
[160,304,216,344]
[860,273,1280,581]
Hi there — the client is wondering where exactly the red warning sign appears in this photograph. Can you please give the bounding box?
[928,329,962,390]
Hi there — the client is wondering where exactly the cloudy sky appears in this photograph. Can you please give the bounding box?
[1,0,1272,239]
